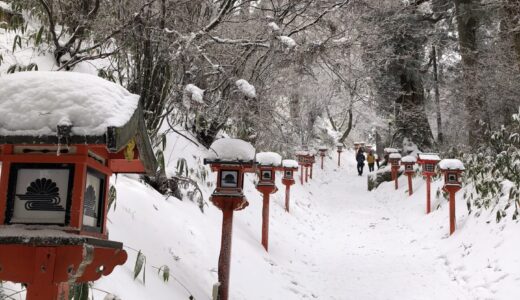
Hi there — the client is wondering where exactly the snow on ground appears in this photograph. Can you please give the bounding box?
[89,133,519,299]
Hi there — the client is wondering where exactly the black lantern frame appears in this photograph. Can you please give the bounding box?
[5,163,75,226]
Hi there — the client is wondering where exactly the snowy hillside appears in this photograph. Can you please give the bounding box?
[88,132,519,299]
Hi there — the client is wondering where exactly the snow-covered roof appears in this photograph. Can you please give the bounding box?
[439,159,465,171]
[417,153,441,162]
[256,152,282,167]
[235,79,256,98]
[401,155,417,163]
[295,150,309,156]
[318,146,328,151]
[389,153,402,159]
[0,71,139,136]
[282,159,298,168]
[207,138,255,162]
[384,148,399,153]
[336,143,344,147]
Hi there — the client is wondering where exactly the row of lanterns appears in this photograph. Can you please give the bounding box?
[386,149,465,236]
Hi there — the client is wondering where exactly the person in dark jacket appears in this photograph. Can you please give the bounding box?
[356,149,365,176]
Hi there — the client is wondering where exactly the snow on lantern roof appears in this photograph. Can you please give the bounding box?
[417,153,441,162]
[0,71,157,174]
[282,159,298,168]
[295,150,309,156]
[401,155,417,163]
[256,152,282,167]
[318,146,328,151]
[384,148,399,153]
[389,153,402,159]
[206,138,255,163]
[0,71,139,137]
[439,159,465,171]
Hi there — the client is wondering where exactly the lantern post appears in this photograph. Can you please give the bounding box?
[402,155,417,196]
[255,152,282,252]
[0,72,158,300]
[439,159,465,235]
[204,138,255,300]
[308,152,315,180]
[417,153,441,214]
[318,147,327,170]
[336,144,344,167]
[295,151,308,185]
[281,160,298,213]
[389,153,402,190]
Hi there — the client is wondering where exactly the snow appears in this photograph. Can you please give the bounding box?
[206,138,255,161]
[295,150,309,156]
[184,84,205,104]
[417,153,441,161]
[256,152,282,166]
[401,155,417,163]
[268,22,280,31]
[235,79,257,98]
[282,159,298,168]
[0,1,11,11]
[439,159,465,170]
[277,36,297,48]
[389,153,402,159]
[384,148,399,153]
[0,71,139,136]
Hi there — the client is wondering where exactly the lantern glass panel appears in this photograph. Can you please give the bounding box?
[7,163,73,225]
[285,170,293,178]
[424,164,435,173]
[261,170,272,181]
[82,169,105,230]
[220,170,238,188]
[447,173,458,183]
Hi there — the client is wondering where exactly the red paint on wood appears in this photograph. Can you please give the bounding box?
[261,192,270,251]
[218,208,234,300]
[426,176,431,214]
[407,174,413,196]
[449,191,456,235]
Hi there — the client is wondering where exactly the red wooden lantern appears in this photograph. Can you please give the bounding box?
[336,143,344,167]
[401,155,417,196]
[307,152,316,180]
[417,153,441,214]
[281,159,298,213]
[295,151,309,185]
[0,73,157,300]
[318,147,327,170]
[204,138,256,300]
[389,153,401,190]
[255,152,282,252]
[439,159,465,235]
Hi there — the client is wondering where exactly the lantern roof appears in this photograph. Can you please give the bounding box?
[0,71,157,174]
[295,150,309,156]
[439,159,465,171]
[384,148,399,153]
[256,152,282,167]
[206,138,255,163]
[318,146,328,151]
[282,159,298,168]
[417,153,441,162]
[389,153,401,159]
[401,155,417,163]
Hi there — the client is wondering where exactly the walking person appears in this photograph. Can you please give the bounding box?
[367,150,375,172]
[356,149,365,176]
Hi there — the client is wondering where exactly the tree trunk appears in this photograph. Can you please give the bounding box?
[454,0,486,147]
[504,0,520,70]
[432,46,443,144]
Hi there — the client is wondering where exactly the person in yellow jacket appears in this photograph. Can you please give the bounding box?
[367,150,375,172]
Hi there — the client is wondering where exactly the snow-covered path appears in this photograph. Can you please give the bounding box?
[270,157,470,299]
